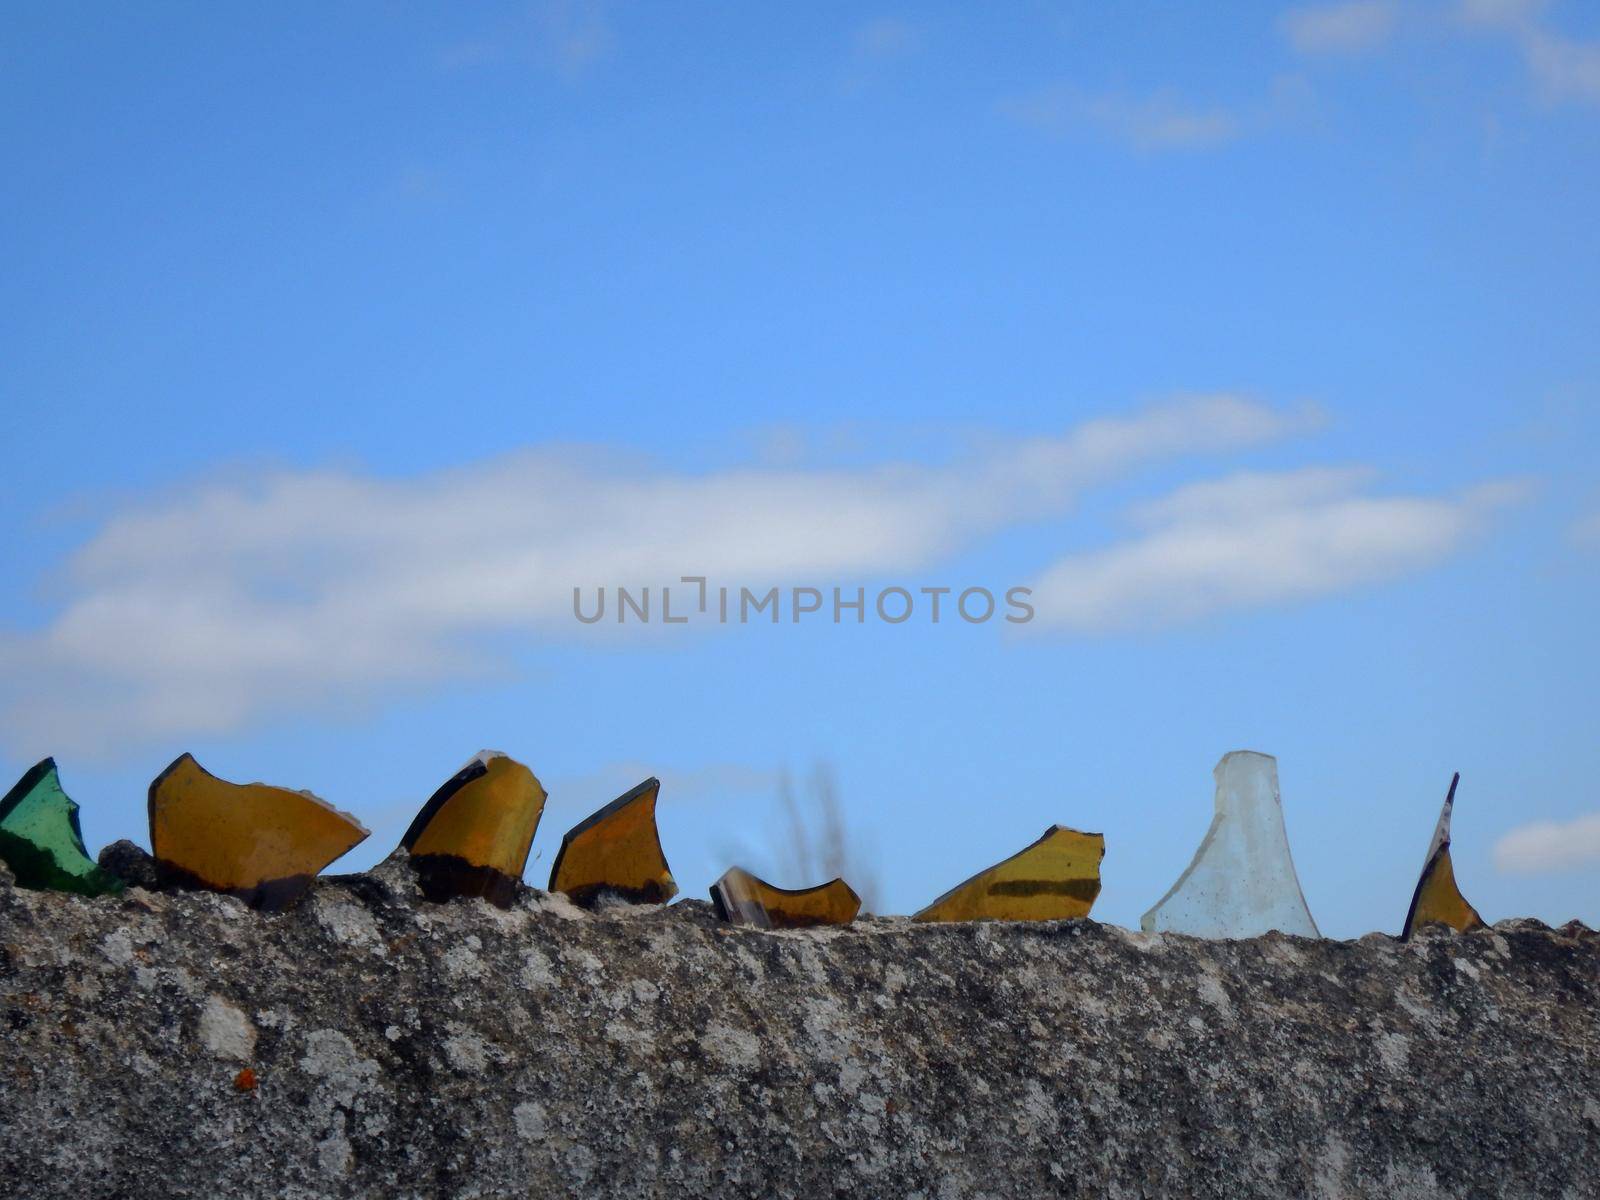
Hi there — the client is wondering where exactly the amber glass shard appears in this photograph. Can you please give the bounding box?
[1140,751,1320,939]
[399,751,547,907]
[912,825,1103,923]
[0,759,123,896]
[149,753,368,910]
[1402,773,1485,939]
[549,777,677,906]
[710,866,861,929]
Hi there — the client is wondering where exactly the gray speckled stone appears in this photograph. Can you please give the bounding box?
[0,852,1596,1199]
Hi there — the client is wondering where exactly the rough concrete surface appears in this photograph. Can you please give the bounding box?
[0,849,1596,1199]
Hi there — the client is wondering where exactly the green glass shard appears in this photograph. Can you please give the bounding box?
[0,759,124,896]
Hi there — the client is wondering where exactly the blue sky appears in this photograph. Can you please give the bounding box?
[3,1,1597,935]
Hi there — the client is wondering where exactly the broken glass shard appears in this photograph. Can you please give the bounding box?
[1402,773,1485,939]
[913,825,1103,923]
[549,777,677,906]
[0,759,123,896]
[1140,750,1320,938]
[709,866,862,929]
[399,751,547,908]
[149,753,368,910]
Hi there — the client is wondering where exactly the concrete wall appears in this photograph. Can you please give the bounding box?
[0,853,1595,1198]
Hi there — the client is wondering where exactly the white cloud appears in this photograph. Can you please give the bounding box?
[1003,74,1320,152]
[1522,28,1600,101]
[1026,466,1525,632]
[0,396,1311,757]
[841,17,924,93]
[1572,510,1600,548]
[1459,0,1542,22]
[1003,86,1242,151]
[1128,464,1375,527]
[850,17,921,61]
[439,0,609,75]
[1282,1,1398,54]
[1459,0,1600,104]
[1494,812,1600,873]
[1280,2,1600,105]
[542,0,610,72]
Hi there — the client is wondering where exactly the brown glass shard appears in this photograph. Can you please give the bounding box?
[913,824,1103,923]
[149,754,368,910]
[1402,773,1485,939]
[400,751,547,908]
[710,866,861,929]
[548,777,677,906]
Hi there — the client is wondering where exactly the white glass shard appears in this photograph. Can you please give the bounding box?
[1140,751,1320,939]
[1418,775,1455,874]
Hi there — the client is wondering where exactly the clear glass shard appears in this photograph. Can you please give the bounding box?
[548,777,677,906]
[710,866,862,928]
[1141,751,1320,938]
[399,750,547,908]
[0,759,123,896]
[1402,773,1485,938]
[148,753,368,910]
[912,825,1103,923]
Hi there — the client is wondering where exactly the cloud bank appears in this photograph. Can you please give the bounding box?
[0,396,1519,757]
